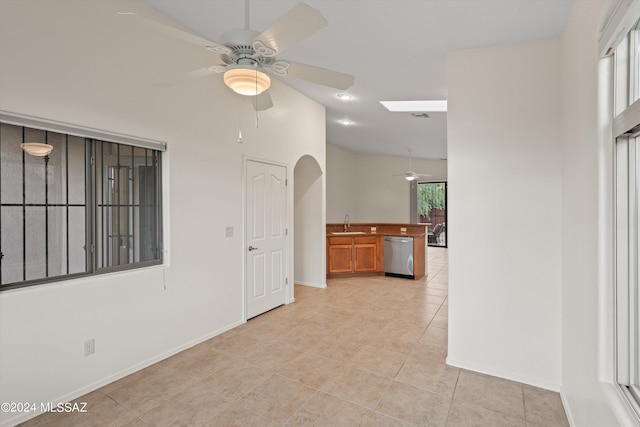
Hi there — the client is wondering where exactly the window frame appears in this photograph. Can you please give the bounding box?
[610,13,640,418]
[615,131,640,415]
[0,111,165,291]
[92,140,164,272]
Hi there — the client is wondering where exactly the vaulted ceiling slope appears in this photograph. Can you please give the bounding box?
[143,0,573,160]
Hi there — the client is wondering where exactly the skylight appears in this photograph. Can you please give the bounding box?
[380,100,447,112]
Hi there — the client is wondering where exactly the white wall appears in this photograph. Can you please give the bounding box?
[326,144,359,222]
[0,1,325,426]
[560,1,636,425]
[326,144,447,223]
[446,40,563,389]
[294,156,325,288]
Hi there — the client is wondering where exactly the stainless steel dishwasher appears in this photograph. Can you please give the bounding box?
[384,236,414,279]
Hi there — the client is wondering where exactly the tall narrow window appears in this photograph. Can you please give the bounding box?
[0,117,164,291]
[613,15,640,414]
[616,133,640,409]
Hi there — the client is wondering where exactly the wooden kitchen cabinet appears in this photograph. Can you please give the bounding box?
[327,235,383,276]
[353,236,378,272]
[327,237,353,273]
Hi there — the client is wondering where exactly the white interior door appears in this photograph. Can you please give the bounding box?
[245,160,287,319]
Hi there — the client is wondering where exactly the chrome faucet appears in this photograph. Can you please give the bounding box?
[343,214,350,232]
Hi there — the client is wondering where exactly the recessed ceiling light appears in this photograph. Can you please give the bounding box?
[337,93,352,101]
[380,100,447,112]
[338,119,354,125]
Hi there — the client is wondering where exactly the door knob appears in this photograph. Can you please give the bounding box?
[248,245,258,251]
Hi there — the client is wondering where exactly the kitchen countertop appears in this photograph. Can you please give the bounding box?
[326,222,428,237]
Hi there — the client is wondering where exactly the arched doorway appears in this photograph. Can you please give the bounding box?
[293,155,325,291]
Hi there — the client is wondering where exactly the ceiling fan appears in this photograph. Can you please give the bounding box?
[392,150,432,181]
[118,1,355,110]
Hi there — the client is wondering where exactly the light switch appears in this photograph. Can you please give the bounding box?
[225,226,234,237]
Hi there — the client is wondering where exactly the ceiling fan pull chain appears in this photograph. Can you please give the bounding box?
[244,0,250,29]
[254,68,260,128]
[238,98,243,143]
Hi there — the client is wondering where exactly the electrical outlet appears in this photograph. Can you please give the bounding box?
[225,226,234,237]
[400,227,407,234]
[371,227,377,233]
[84,339,95,356]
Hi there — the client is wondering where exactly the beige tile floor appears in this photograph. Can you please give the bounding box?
[21,248,569,426]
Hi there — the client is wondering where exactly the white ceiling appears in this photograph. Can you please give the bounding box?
[142,0,573,160]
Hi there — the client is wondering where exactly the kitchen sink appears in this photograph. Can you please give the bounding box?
[331,231,367,235]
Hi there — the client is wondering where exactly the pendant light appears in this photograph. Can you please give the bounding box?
[21,142,53,157]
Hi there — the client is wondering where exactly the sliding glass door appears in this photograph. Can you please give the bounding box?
[418,182,447,247]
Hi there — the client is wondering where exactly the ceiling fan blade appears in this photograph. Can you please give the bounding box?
[253,3,327,56]
[250,91,273,111]
[280,61,354,90]
[152,66,222,88]
[117,12,231,54]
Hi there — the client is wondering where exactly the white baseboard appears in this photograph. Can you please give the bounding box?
[0,320,244,427]
[560,383,640,427]
[559,389,576,427]
[295,280,326,288]
[446,356,561,392]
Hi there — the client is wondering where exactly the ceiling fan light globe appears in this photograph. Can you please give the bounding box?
[223,67,271,96]
[405,175,417,181]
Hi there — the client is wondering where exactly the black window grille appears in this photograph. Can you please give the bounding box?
[0,122,163,291]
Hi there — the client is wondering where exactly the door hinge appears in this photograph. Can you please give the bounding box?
[285,178,288,186]
[285,277,288,285]
[90,243,95,254]
[90,156,95,166]
[286,228,288,236]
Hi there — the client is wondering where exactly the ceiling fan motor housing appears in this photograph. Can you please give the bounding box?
[218,29,276,68]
